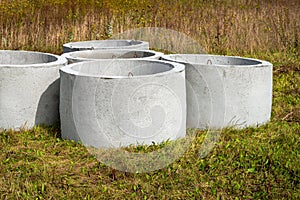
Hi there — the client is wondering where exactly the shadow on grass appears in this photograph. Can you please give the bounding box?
[35,123,62,139]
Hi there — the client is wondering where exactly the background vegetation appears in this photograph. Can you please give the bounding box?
[0,0,299,55]
[0,0,299,199]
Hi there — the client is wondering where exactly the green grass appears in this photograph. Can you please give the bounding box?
[0,54,299,199]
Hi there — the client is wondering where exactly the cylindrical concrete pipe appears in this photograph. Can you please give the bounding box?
[161,54,273,129]
[0,50,68,130]
[61,49,163,64]
[60,59,186,148]
[63,40,149,53]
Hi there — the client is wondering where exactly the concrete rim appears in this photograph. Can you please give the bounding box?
[61,49,163,62]
[0,50,67,68]
[63,39,149,50]
[162,54,272,68]
[59,59,185,79]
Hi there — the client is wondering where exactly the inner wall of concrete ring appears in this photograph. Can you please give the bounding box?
[61,49,163,64]
[63,40,149,53]
[0,50,68,130]
[59,59,186,148]
[161,54,273,129]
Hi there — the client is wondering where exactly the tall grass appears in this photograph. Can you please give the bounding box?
[0,0,299,55]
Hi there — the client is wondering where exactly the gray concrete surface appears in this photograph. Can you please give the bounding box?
[60,59,186,148]
[61,49,163,64]
[0,50,67,129]
[63,40,149,53]
[161,54,273,129]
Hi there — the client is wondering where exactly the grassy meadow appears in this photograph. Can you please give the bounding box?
[0,0,299,199]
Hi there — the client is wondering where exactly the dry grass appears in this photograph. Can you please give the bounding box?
[0,0,299,55]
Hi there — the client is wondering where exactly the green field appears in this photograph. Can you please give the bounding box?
[0,0,299,199]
